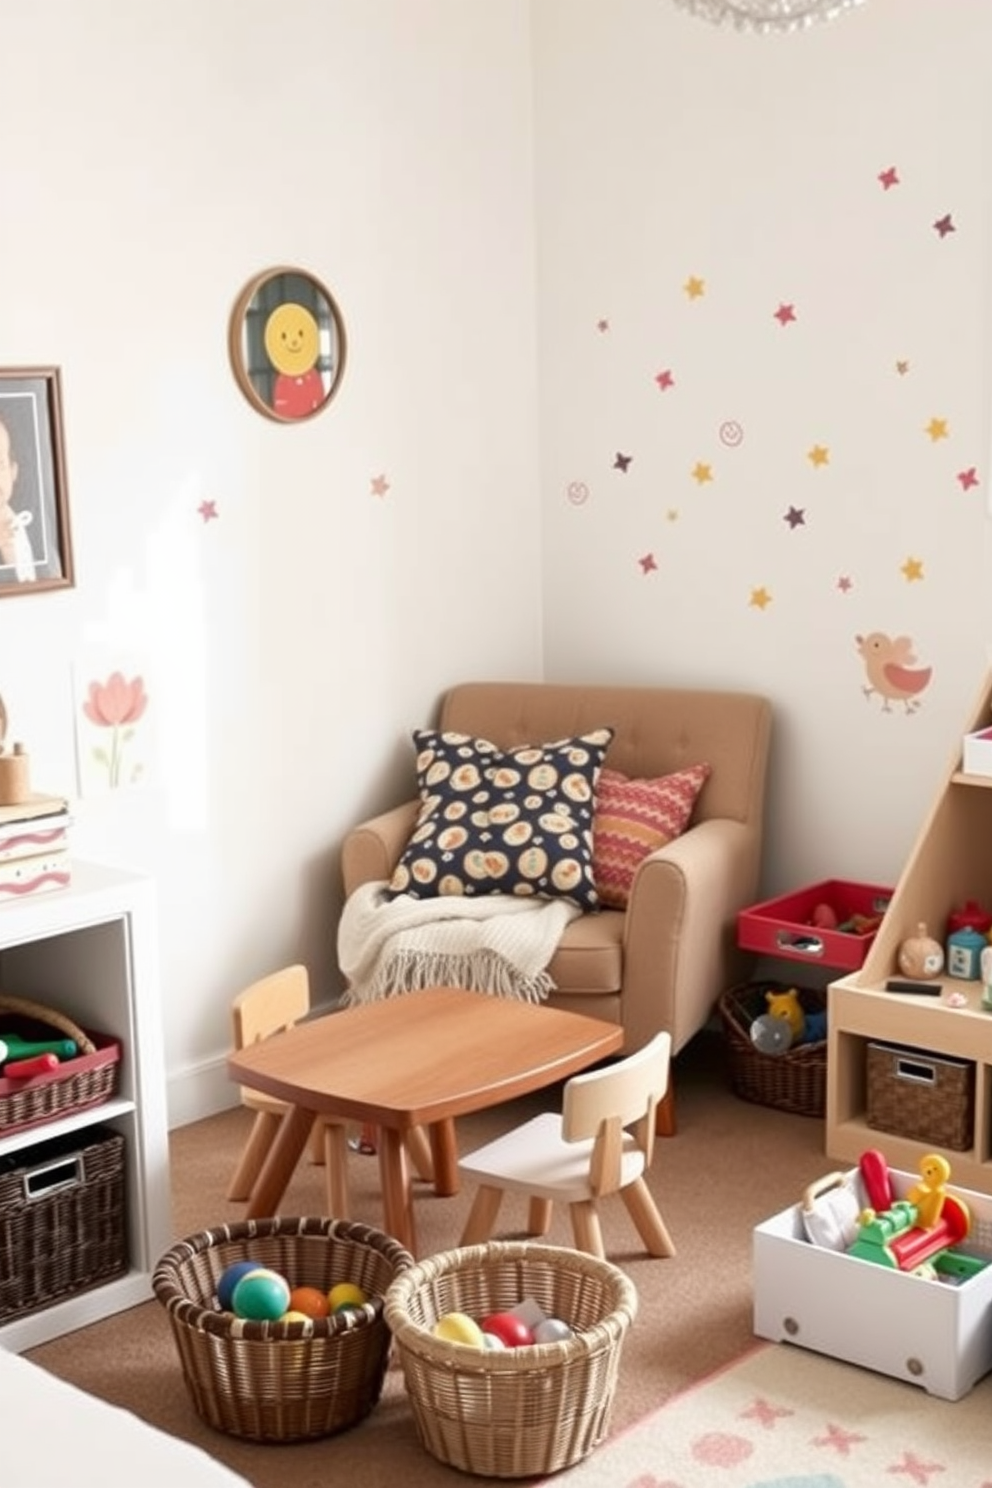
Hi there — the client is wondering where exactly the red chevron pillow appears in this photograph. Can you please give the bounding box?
[592,763,711,910]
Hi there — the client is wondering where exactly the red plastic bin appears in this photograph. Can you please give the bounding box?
[737,879,893,971]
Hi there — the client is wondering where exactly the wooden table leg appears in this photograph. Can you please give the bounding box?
[378,1126,417,1255]
[246,1103,315,1219]
[429,1118,460,1197]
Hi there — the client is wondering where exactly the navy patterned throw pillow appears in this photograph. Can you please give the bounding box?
[387,727,615,908]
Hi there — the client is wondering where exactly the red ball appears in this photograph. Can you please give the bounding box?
[481,1311,534,1348]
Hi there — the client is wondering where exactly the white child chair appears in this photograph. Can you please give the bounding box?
[457,1030,676,1260]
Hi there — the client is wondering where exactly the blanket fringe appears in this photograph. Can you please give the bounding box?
[343,949,554,1006]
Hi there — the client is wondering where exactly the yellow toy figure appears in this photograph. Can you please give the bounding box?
[907,1152,950,1229]
[765,987,805,1043]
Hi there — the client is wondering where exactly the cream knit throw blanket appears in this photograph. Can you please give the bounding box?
[338,880,581,1005]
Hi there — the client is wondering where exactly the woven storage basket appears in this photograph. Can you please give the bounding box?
[718,981,827,1118]
[383,1240,638,1478]
[0,1124,127,1323]
[0,994,120,1136]
[152,1216,414,1442]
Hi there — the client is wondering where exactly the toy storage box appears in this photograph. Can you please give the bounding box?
[738,879,892,971]
[753,1168,992,1400]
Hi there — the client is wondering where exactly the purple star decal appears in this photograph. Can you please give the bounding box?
[933,213,956,238]
[614,452,632,472]
[654,369,675,391]
[837,575,853,593]
[784,506,805,528]
[597,318,609,333]
[198,500,218,523]
[878,166,900,190]
[957,467,979,491]
[638,552,657,574]
[774,303,797,326]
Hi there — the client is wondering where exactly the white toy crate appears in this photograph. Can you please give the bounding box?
[753,1167,992,1400]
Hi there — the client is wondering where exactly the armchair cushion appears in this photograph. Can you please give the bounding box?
[592,762,711,909]
[387,726,614,909]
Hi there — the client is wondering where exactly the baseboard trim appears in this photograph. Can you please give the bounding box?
[167,1054,239,1130]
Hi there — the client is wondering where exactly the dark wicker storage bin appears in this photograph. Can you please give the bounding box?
[718,981,827,1118]
[867,1042,974,1151]
[153,1216,414,1442]
[0,1124,127,1323]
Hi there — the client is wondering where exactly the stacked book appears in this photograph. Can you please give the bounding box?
[0,794,72,900]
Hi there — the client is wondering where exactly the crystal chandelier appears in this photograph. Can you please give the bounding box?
[673,0,866,33]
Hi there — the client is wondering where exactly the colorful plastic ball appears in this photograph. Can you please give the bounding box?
[327,1281,367,1313]
[481,1331,508,1350]
[216,1260,259,1312]
[433,1311,485,1347]
[280,1310,312,1323]
[534,1317,574,1343]
[288,1285,331,1320]
[481,1311,534,1348]
[232,1267,291,1321]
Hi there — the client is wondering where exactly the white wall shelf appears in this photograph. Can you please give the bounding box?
[0,861,171,1350]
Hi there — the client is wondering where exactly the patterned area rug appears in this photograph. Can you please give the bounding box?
[546,1342,992,1486]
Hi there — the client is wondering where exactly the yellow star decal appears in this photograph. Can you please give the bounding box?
[924,417,949,441]
[895,360,910,376]
[749,587,772,610]
[683,275,706,300]
[691,462,713,485]
[807,444,830,468]
[666,508,679,521]
[901,556,924,582]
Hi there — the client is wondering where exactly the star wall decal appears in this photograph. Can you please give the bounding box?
[691,461,713,485]
[638,552,658,574]
[654,369,675,391]
[957,467,980,490]
[901,556,925,582]
[895,360,910,376]
[370,473,390,497]
[197,499,218,523]
[836,575,853,593]
[749,586,772,610]
[614,451,632,472]
[807,444,830,468]
[878,165,900,190]
[666,508,679,521]
[924,417,948,442]
[933,213,956,238]
[597,318,609,333]
[784,506,805,528]
[683,275,705,300]
[773,303,797,326]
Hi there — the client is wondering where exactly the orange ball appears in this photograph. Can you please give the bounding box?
[288,1285,331,1319]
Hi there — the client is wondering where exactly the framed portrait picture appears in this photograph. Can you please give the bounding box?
[0,366,74,597]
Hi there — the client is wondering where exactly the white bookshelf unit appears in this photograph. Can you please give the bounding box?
[826,671,992,1194]
[0,861,171,1350]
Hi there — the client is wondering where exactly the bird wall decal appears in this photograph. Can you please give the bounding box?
[855,632,933,713]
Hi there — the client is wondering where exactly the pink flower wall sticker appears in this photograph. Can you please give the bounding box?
[82,671,149,788]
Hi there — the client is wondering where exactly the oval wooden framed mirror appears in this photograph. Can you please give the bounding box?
[229,266,348,423]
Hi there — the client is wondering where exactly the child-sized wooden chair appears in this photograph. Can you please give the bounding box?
[227,963,434,1217]
[227,964,352,1214]
[457,1030,676,1259]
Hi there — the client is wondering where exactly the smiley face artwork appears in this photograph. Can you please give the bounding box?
[229,267,347,423]
[264,301,324,420]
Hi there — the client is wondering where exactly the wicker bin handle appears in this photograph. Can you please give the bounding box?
[0,993,95,1056]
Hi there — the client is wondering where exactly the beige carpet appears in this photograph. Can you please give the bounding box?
[23,1028,983,1488]
[544,1340,992,1486]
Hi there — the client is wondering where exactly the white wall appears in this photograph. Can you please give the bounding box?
[0,1,543,1122]
[534,0,992,893]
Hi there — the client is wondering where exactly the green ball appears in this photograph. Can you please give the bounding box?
[232,1267,291,1321]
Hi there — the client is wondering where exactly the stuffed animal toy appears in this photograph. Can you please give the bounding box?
[765,987,805,1042]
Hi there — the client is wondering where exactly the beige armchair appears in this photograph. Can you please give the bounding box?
[341,680,772,1133]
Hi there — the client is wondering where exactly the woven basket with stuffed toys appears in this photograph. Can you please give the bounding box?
[717,980,828,1118]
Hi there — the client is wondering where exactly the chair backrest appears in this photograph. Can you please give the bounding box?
[231,964,311,1053]
[561,1030,672,1196]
